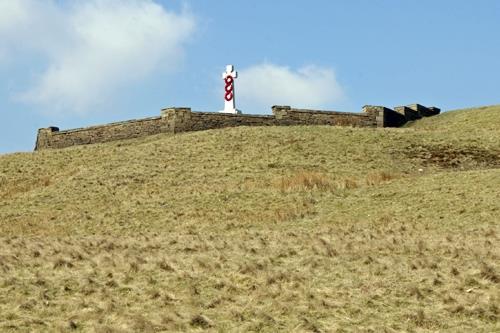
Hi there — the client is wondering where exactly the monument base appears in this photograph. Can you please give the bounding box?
[219,109,242,114]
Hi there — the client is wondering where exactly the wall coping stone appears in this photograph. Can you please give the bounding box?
[53,116,163,135]
[191,111,275,119]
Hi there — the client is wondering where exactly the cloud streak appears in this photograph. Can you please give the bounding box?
[0,0,195,115]
[237,63,344,113]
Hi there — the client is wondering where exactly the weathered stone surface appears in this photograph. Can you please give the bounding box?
[34,103,440,150]
[35,117,170,150]
[393,104,441,121]
[394,106,422,121]
[362,106,407,128]
[273,106,378,127]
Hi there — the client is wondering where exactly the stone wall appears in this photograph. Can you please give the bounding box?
[363,104,441,127]
[35,116,170,150]
[272,106,378,127]
[161,107,278,133]
[35,103,440,150]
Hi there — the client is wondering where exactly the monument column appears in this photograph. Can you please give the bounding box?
[220,65,241,114]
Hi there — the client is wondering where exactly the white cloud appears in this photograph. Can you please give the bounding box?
[0,0,195,115]
[0,1,33,33]
[237,63,344,112]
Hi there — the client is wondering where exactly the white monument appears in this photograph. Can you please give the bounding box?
[220,65,241,114]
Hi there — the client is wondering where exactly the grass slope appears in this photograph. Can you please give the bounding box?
[407,104,500,134]
[0,107,499,332]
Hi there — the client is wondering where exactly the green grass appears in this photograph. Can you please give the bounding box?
[0,106,499,332]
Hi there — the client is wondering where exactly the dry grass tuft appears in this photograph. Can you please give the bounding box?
[190,314,213,329]
[0,176,53,199]
[276,170,333,192]
[480,262,499,283]
[334,177,360,190]
[157,259,176,272]
[53,258,73,269]
[275,170,398,193]
[365,170,399,186]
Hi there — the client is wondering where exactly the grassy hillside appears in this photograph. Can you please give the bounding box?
[406,104,500,134]
[0,107,499,332]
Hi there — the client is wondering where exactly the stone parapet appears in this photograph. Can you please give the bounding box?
[396,104,441,118]
[394,106,422,121]
[35,116,169,150]
[35,103,440,150]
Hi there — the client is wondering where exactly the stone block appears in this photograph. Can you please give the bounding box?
[272,105,291,120]
[394,106,422,121]
[406,104,437,117]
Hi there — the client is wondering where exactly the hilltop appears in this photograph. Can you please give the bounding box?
[0,106,499,332]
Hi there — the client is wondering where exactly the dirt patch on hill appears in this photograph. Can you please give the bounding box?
[402,144,500,170]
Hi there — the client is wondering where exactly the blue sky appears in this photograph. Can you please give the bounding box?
[1,0,499,154]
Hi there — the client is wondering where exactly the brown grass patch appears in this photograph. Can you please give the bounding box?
[276,170,333,192]
[365,170,399,186]
[334,177,360,190]
[275,170,399,193]
[0,176,53,199]
[403,144,500,170]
